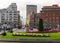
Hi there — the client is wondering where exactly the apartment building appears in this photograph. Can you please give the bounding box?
[0,3,20,28]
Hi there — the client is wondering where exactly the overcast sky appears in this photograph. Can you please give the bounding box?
[0,0,60,24]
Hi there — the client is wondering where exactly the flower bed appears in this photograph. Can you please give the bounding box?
[12,33,50,37]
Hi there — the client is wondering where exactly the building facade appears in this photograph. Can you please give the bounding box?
[0,3,20,28]
[39,5,60,29]
[26,5,38,29]
[29,11,39,29]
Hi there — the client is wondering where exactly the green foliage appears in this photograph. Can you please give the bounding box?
[4,22,7,24]
[2,32,7,36]
[10,28,13,33]
[0,32,60,39]
[10,31,13,33]
[38,19,44,31]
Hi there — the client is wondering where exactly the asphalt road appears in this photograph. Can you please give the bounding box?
[0,41,60,43]
[0,39,60,43]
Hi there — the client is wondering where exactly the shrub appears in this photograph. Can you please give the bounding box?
[2,32,7,36]
[43,34,50,37]
[10,31,13,33]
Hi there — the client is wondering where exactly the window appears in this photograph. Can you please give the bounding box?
[14,21,17,22]
[2,14,5,15]
[46,14,48,16]
[1,21,4,23]
[10,14,12,15]
[12,7,16,10]
[46,18,48,21]
[14,19,17,20]
[53,14,55,16]
[53,17,55,20]
[14,14,16,15]
[56,17,59,20]
[10,11,12,13]
[50,18,51,23]
[6,19,8,20]
[14,16,17,18]
[1,16,4,18]
[56,17,59,23]
[14,11,17,13]
[7,11,8,13]
[9,18,12,20]
[2,19,5,20]
[53,20,55,23]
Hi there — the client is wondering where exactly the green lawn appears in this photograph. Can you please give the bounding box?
[0,32,60,40]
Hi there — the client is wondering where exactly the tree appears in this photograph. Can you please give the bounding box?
[10,23,13,33]
[10,28,13,33]
[38,19,44,31]
[2,22,7,36]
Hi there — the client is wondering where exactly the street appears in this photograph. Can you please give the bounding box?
[13,28,26,32]
[0,39,60,43]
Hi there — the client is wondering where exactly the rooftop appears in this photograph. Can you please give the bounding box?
[27,5,37,7]
[43,4,60,9]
